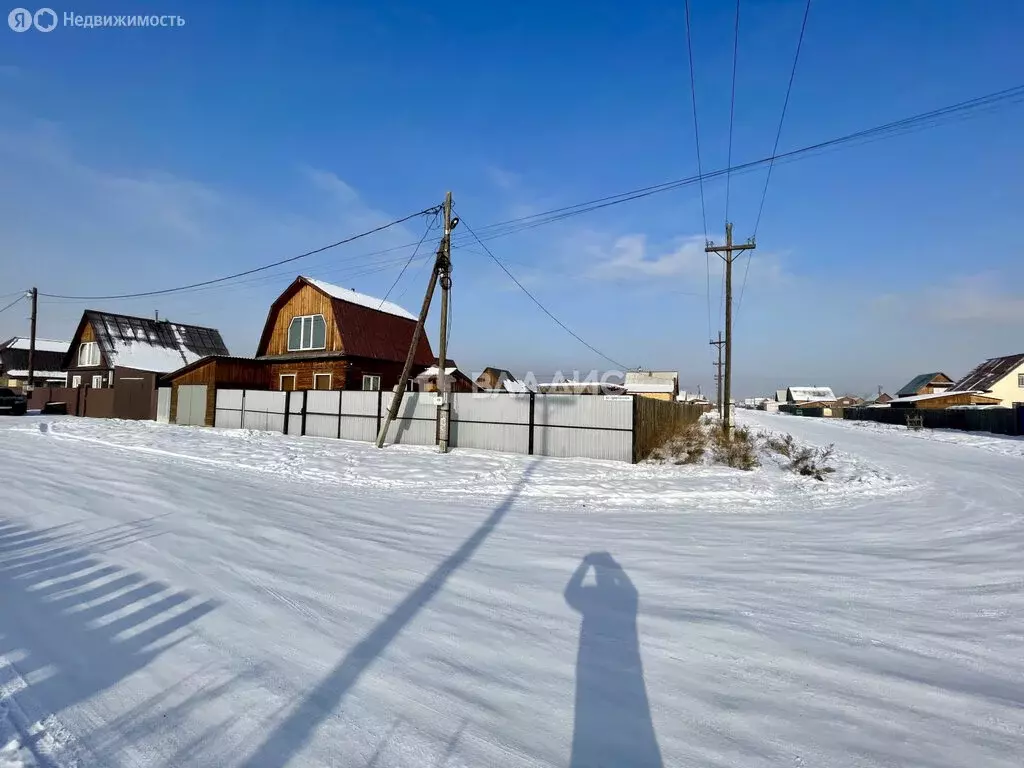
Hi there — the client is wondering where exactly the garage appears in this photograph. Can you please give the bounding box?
[175,385,207,426]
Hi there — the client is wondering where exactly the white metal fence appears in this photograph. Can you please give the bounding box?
[214,389,637,462]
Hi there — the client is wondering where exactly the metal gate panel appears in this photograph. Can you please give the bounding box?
[176,385,207,426]
[156,387,171,423]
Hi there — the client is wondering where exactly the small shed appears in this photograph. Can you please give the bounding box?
[161,356,270,426]
[414,362,478,393]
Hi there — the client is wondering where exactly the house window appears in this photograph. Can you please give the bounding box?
[1018,373,1024,388]
[279,374,297,391]
[362,374,381,391]
[92,375,104,389]
[78,341,100,367]
[313,373,332,390]
[71,375,82,388]
[287,314,327,351]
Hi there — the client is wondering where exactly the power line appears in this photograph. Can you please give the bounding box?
[684,0,714,361]
[378,211,440,309]
[40,206,442,301]
[458,216,628,370]
[725,0,741,224]
[739,0,811,317]
[0,294,26,315]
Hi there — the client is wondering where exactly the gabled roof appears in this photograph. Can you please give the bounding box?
[951,353,1024,392]
[257,276,433,366]
[888,390,1000,405]
[787,386,837,402]
[895,372,953,398]
[63,310,229,373]
[0,337,70,354]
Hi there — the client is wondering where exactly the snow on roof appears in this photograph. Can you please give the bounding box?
[303,277,416,321]
[417,366,458,377]
[787,386,837,402]
[3,338,69,353]
[624,382,676,393]
[625,370,678,384]
[502,379,533,393]
[108,338,205,373]
[5,370,66,379]
[888,390,991,404]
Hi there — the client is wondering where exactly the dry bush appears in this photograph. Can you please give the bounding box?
[649,421,708,465]
[763,432,796,458]
[710,425,759,471]
[788,444,837,481]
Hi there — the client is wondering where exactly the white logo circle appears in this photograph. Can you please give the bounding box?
[33,7,56,31]
[8,7,33,31]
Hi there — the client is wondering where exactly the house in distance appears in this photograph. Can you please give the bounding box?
[0,337,69,389]
[949,353,1024,407]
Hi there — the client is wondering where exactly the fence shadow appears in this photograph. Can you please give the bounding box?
[564,552,662,768]
[242,462,538,767]
[0,516,218,754]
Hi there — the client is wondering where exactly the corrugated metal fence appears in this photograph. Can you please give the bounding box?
[843,404,1023,436]
[213,389,699,462]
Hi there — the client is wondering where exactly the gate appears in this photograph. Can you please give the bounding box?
[156,387,171,423]
[175,385,207,426]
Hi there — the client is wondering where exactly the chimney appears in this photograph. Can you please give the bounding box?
[155,310,159,322]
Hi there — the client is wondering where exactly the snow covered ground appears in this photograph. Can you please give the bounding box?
[0,413,1021,767]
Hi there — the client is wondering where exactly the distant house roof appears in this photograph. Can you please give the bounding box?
[887,390,999,405]
[951,354,1024,392]
[63,310,229,373]
[257,276,432,366]
[0,337,70,354]
[537,381,626,394]
[775,389,787,402]
[895,372,953,398]
[624,370,678,394]
[787,386,837,403]
[4,369,65,380]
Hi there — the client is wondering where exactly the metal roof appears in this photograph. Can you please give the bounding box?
[951,354,1024,392]
[64,310,229,373]
[895,372,952,398]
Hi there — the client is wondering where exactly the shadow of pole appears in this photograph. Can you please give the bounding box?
[564,552,662,768]
[243,462,538,767]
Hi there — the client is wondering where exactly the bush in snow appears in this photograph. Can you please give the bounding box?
[761,430,836,481]
[649,421,709,465]
[710,425,760,471]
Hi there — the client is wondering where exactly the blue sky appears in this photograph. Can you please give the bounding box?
[2,0,1022,396]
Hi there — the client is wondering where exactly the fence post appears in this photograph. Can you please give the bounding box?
[300,390,308,437]
[81,385,88,417]
[631,395,639,464]
[240,390,246,429]
[528,393,535,456]
[376,389,383,435]
[283,390,291,435]
[337,390,343,440]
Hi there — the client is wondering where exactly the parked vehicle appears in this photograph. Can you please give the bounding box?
[0,387,27,415]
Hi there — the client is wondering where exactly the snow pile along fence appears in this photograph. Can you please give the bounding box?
[212,389,684,462]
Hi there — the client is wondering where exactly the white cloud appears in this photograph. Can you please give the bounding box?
[873,272,1024,325]
[485,165,521,191]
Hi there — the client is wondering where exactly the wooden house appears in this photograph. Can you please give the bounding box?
[161,276,435,426]
[62,310,229,388]
[623,370,679,401]
[949,353,1024,407]
[887,391,1002,409]
[0,337,69,389]
[414,362,479,393]
[476,366,531,393]
[785,386,837,404]
[895,372,954,399]
[254,276,434,392]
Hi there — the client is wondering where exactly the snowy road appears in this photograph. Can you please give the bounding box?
[1,414,1022,767]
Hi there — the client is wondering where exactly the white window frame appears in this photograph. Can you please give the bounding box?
[313,373,332,390]
[71,375,82,388]
[279,373,297,391]
[362,374,381,391]
[91,375,103,389]
[78,341,100,367]
[286,314,327,352]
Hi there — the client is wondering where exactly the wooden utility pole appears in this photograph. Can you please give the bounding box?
[27,287,38,394]
[375,195,454,450]
[706,223,755,434]
[436,191,454,454]
[710,330,724,419]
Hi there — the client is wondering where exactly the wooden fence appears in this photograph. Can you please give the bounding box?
[632,397,706,461]
[844,405,1022,436]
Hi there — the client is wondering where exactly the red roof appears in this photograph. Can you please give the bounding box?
[331,297,434,365]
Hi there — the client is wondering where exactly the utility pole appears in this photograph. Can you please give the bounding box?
[26,287,38,394]
[710,330,724,419]
[376,195,456,450]
[706,223,755,435]
[436,191,454,454]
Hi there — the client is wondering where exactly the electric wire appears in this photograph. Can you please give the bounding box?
[378,211,440,310]
[0,294,26,315]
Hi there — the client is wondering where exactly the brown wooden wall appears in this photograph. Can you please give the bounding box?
[344,358,415,392]
[81,322,95,343]
[914,392,1001,409]
[269,360,349,391]
[169,359,270,425]
[261,283,341,356]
